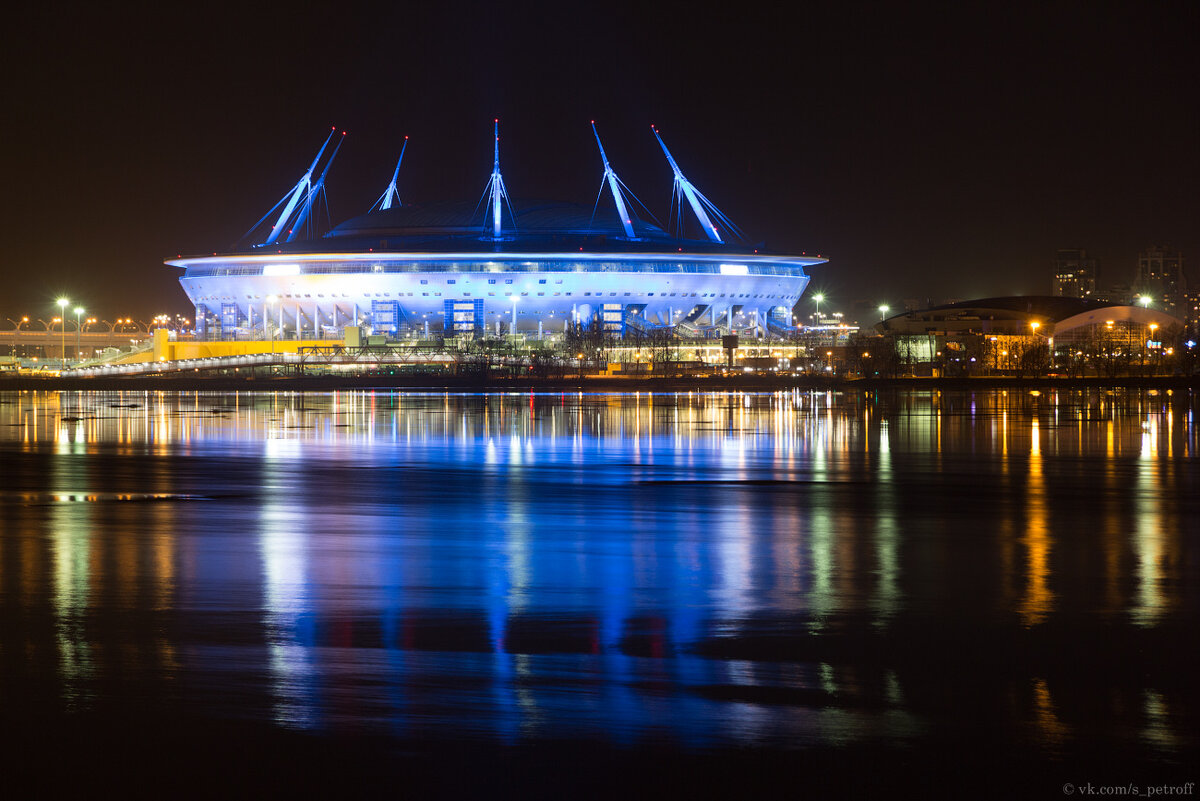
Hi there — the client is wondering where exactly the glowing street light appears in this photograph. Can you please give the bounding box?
[1138,295,1152,308]
[812,293,824,322]
[878,304,889,321]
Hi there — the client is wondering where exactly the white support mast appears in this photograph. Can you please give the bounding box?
[287,130,345,243]
[652,125,723,244]
[478,119,514,240]
[374,136,408,211]
[264,128,336,246]
[591,121,635,240]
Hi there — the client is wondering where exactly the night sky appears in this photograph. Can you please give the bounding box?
[4,1,1197,321]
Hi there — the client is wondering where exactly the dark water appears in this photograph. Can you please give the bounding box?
[1,389,1197,797]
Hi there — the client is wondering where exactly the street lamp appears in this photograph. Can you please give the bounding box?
[813,293,824,323]
[1148,322,1159,374]
[1138,295,1152,308]
[74,306,84,362]
[878,304,889,321]
[56,298,68,370]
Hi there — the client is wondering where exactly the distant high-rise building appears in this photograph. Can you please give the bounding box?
[1052,248,1097,298]
[1180,287,1200,330]
[1095,282,1132,306]
[1134,245,1186,317]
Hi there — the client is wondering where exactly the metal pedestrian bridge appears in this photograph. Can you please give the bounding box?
[65,346,474,378]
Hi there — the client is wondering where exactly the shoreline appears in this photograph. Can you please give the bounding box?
[2,374,1198,392]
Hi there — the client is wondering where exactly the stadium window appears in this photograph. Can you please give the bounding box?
[538,279,546,284]
[447,279,456,284]
[488,279,496,284]
[420,279,428,284]
[505,279,513,284]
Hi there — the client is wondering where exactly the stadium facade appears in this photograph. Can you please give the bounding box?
[169,124,823,340]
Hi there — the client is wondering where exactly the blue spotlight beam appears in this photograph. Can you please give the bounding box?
[652,126,734,244]
[264,127,336,246]
[591,121,636,240]
[374,136,408,212]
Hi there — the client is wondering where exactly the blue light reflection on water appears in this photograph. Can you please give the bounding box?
[0,389,1197,756]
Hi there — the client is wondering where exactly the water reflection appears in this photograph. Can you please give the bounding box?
[0,388,1196,756]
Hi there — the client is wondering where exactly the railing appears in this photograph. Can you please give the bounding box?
[62,346,541,378]
[185,259,811,279]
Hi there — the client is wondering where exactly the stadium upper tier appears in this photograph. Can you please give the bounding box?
[169,125,824,338]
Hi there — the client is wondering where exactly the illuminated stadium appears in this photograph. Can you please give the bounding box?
[170,124,823,340]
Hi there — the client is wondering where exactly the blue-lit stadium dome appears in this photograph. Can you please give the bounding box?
[169,126,823,339]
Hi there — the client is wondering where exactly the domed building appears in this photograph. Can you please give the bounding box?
[170,125,822,340]
[877,296,1184,340]
[876,295,1186,372]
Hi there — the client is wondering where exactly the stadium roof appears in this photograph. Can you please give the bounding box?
[286,200,761,256]
[879,295,1185,336]
[907,296,1118,321]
